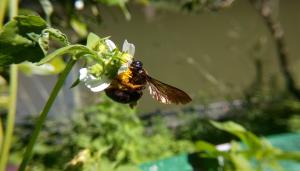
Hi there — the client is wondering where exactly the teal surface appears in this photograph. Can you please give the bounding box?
[267,133,300,171]
[139,133,300,171]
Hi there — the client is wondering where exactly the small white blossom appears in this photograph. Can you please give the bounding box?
[79,39,135,92]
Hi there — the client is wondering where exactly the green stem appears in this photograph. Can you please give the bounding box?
[9,0,18,19]
[0,118,2,152]
[0,65,18,171]
[0,0,7,159]
[19,58,76,171]
[0,1,18,171]
[0,0,8,27]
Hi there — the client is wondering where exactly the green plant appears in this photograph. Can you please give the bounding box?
[0,10,142,169]
[196,121,300,171]
[10,95,194,170]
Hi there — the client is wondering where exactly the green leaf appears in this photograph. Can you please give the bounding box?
[43,28,69,46]
[70,77,80,89]
[229,153,253,171]
[276,152,300,162]
[210,121,261,149]
[86,32,101,50]
[0,15,48,66]
[195,140,221,158]
[210,120,246,133]
[195,141,218,152]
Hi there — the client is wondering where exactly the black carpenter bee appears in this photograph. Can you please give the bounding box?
[105,60,192,108]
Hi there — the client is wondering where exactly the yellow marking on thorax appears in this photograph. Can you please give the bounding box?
[117,69,143,89]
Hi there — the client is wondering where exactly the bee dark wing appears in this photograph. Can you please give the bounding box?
[146,76,192,104]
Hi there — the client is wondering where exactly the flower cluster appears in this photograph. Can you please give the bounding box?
[79,39,135,92]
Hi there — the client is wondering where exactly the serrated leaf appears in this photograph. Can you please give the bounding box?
[0,15,48,66]
[43,27,69,46]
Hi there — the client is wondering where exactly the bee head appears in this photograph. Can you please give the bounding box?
[131,60,143,70]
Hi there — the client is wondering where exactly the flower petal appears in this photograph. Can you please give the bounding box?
[122,39,135,56]
[105,39,116,51]
[79,68,112,92]
[79,68,88,81]
[88,80,111,92]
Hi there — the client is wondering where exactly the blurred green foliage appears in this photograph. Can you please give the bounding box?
[196,121,300,171]
[170,84,300,144]
[10,95,194,170]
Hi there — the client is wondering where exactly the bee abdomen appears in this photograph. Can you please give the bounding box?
[105,87,143,104]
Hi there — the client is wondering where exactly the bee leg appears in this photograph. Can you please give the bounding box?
[129,101,138,108]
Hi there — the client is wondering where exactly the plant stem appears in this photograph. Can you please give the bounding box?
[0,118,2,150]
[0,66,18,171]
[0,1,18,171]
[19,58,76,171]
[0,0,8,27]
[0,0,8,157]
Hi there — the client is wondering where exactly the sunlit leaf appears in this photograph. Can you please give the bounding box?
[210,120,246,133]
[0,15,48,66]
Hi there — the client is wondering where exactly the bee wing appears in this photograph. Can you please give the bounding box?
[146,76,192,104]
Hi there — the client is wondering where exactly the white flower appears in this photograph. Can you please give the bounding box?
[79,68,111,92]
[105,39,116,51]
[104,39,135,74]
[118,39,135,74]
[79,39,135,92]
[122,40,135,56]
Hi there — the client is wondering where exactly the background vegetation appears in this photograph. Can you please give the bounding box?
[1,0,300,170]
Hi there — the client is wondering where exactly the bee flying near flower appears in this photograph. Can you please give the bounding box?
[80,39,192,108]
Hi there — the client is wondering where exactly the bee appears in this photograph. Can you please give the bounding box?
[105,60,192,108]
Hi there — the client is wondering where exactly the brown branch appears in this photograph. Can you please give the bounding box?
[249,0,300,99]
